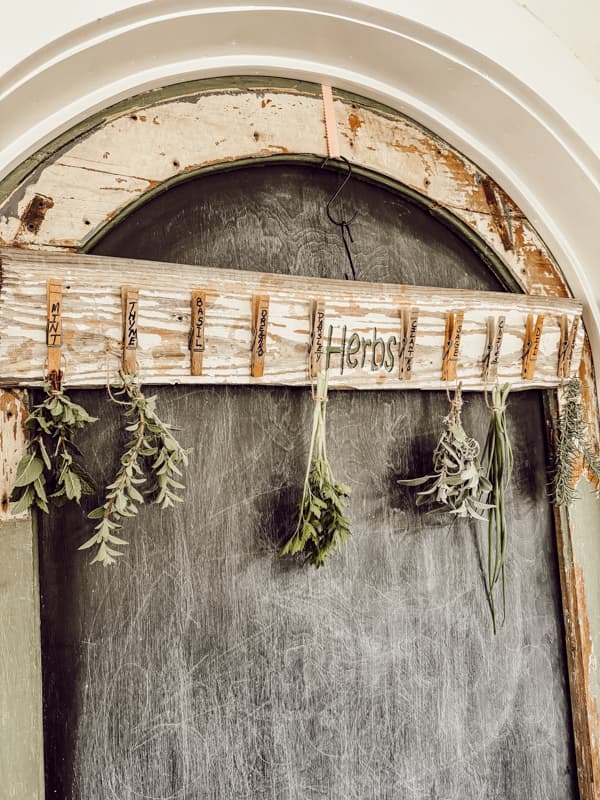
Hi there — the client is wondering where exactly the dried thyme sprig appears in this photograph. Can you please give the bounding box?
[10,383,97,515]
[482,383,513,634]
[398,385,493,520]
[80,372,189,566]
[280,370,351,567]
[552,376,600,506]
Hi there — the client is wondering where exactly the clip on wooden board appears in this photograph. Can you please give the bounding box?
[308,299,326,379]
[46,278,63,391]
[251,295,270,378]
[557,314,580,379]
[321,84,341,160]
[441,310,464,383]
[398,306,419,380]
[521,313,545,380]
[121,286,139,375]
[482,315,505,384]
[190,290,206,376]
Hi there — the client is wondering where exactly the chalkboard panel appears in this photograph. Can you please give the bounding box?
[39,165,577,799]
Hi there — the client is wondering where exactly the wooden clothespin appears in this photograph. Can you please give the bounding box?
[251,295,269,378]
[308,299,326,379]
[190,290,206,376]
[321,84,341,159]
[398,306,419,380]
[482,315,505,383]
[557,314,580,379]
[46,279,63,390]
[521,313,545,380]
[441,310,464,383]
[121,286,139,375]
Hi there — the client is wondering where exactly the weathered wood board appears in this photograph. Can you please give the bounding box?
[38,164,578,799]
[0,247,583,390]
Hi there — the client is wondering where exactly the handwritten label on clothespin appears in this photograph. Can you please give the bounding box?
[190,290,206,376]
[251,295,269,378]
[399,307,419,380]
[321,84,341,160]
[482,315,505,383]
[121,286,139,375]
[441,310,464,383]
[522,313,545,380]
[309,300,326,379]
[564,316,580,378]
[46,279,63,376]
[557,315,579,379]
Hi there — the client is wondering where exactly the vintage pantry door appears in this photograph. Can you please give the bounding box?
[37,163,578,799]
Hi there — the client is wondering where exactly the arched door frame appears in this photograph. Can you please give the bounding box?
[0,77,598,799]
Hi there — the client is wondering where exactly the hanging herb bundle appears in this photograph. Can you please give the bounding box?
[280,370,351,567]
[398,385,493,520]
[481,382,513,634]
[79,372,189,566]
[10,380,97,514]
[552,376,600,506]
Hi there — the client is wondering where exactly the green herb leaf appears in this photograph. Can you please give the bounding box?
[13,454,44,488]
[280,370,352,568]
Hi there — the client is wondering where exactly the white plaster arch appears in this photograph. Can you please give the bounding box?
[1,1,600,391]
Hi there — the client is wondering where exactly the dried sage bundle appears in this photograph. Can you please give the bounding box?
[80,373,189,566]
[280,370,351,567]
[481,382,513,633]
[398,385,492,520]
[10,383,97,514]
[552,376,600,506]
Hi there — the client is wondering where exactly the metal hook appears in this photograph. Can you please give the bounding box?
[321,156,358,280]
[321,156,358,227]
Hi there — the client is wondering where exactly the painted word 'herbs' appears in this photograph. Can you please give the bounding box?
[325,325,398,374]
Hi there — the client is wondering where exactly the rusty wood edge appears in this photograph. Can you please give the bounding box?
[545,390,600,800]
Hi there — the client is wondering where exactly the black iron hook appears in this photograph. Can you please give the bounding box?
[321,156,358,227]
[321,156,358,280]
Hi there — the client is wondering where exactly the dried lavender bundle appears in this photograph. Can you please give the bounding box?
[398,385,493,520]
[481,382,513,634]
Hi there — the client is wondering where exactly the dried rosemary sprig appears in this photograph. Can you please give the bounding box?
[398,385,493,520]
[280,370,351,567]
[481,382,513,634]
[80,372,189,566]
[10,382,97,515]
[552,376,600,506]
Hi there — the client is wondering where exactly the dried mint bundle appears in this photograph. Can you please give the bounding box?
[10,381,97,514]
[280,370,351,567]
[552,376,600,506]
[481,382,513,634]
[80,372,189,566]
[398,385,493,520]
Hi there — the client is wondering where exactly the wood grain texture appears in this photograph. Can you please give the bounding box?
[0,389,29,524]
[0,247,583,390]
[38,165,578,799]
[0,82,569,301]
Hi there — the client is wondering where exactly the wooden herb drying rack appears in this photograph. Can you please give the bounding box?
[0,247,583,391]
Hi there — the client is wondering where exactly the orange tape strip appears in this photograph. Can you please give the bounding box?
[321,84,341,159]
